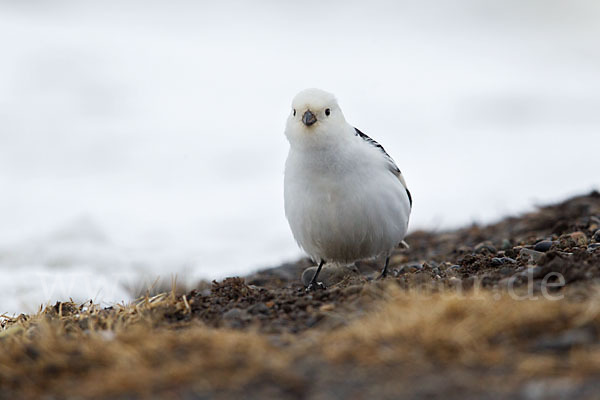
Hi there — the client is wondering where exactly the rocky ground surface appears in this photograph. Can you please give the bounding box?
[2,192,600,399]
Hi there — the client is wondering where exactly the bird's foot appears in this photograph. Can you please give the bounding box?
[376,271,388,280]
[305,281,327,292]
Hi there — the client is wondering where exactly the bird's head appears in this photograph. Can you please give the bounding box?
[285,88,348,147]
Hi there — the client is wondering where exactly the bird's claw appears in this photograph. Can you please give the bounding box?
[376,272,388,280]
[305,281,326,292]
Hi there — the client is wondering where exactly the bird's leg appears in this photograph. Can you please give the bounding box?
[306,259,326,291]
[377,256,391,280]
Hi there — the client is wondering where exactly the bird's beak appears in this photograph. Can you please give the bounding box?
[302,110,317,126]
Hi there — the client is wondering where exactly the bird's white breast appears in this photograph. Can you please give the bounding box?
[284,133,411,263]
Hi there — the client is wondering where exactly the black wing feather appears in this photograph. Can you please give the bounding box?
[354,127,412,208]
[354,128,400,174]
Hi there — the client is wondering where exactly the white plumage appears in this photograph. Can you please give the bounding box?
[284,88,412,287]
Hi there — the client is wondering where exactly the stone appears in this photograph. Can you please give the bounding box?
[421,262,435,270]
[407,263,424,271]
[491,258,504,266]
[474,241,497,254]
[593,229,600,243]
[491,257,517,266]
[222,308,251,329]
[534,241,554,252]
[394,264,424,275]
[248,302,269,315]
[570,231,588,246]
[519,248,544,263]
[587,243,600,252]
[223,308,247,320]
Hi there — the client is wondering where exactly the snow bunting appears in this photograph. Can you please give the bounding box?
[284,88,412,289]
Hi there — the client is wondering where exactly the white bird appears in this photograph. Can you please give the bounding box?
[284,88,412,289]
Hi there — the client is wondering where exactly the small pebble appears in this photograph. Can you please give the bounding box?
[398,264,423,273]
[556,251,574,257]
[449,264,462,270]
[519,248,544,263]
[491,258,504,266]
[593,229,600,243]
[588,243,600,252]
[570,231,588,246]
[248,302,269,314]
[223,308,248,320]
[534,241,554,252]
[491,257,517,266]
[421,262,433,270]
[501,239,512,250]
[474,242,497,254]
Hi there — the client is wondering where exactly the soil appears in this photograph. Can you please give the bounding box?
[2,191,600,399]
[179,191,600,336]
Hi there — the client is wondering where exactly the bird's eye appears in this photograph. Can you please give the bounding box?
[325,108,331,116]
[293,109,296,116]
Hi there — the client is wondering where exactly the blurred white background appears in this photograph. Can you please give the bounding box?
[1,0,599,313]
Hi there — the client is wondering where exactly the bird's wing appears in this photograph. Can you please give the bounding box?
[354,127,412,208]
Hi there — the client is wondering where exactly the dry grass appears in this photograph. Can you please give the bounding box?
[323,286,600,369]
[0,294,291,398]
[2,284,600,398]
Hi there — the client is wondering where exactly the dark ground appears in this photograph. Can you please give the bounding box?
[185,191,600,335]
